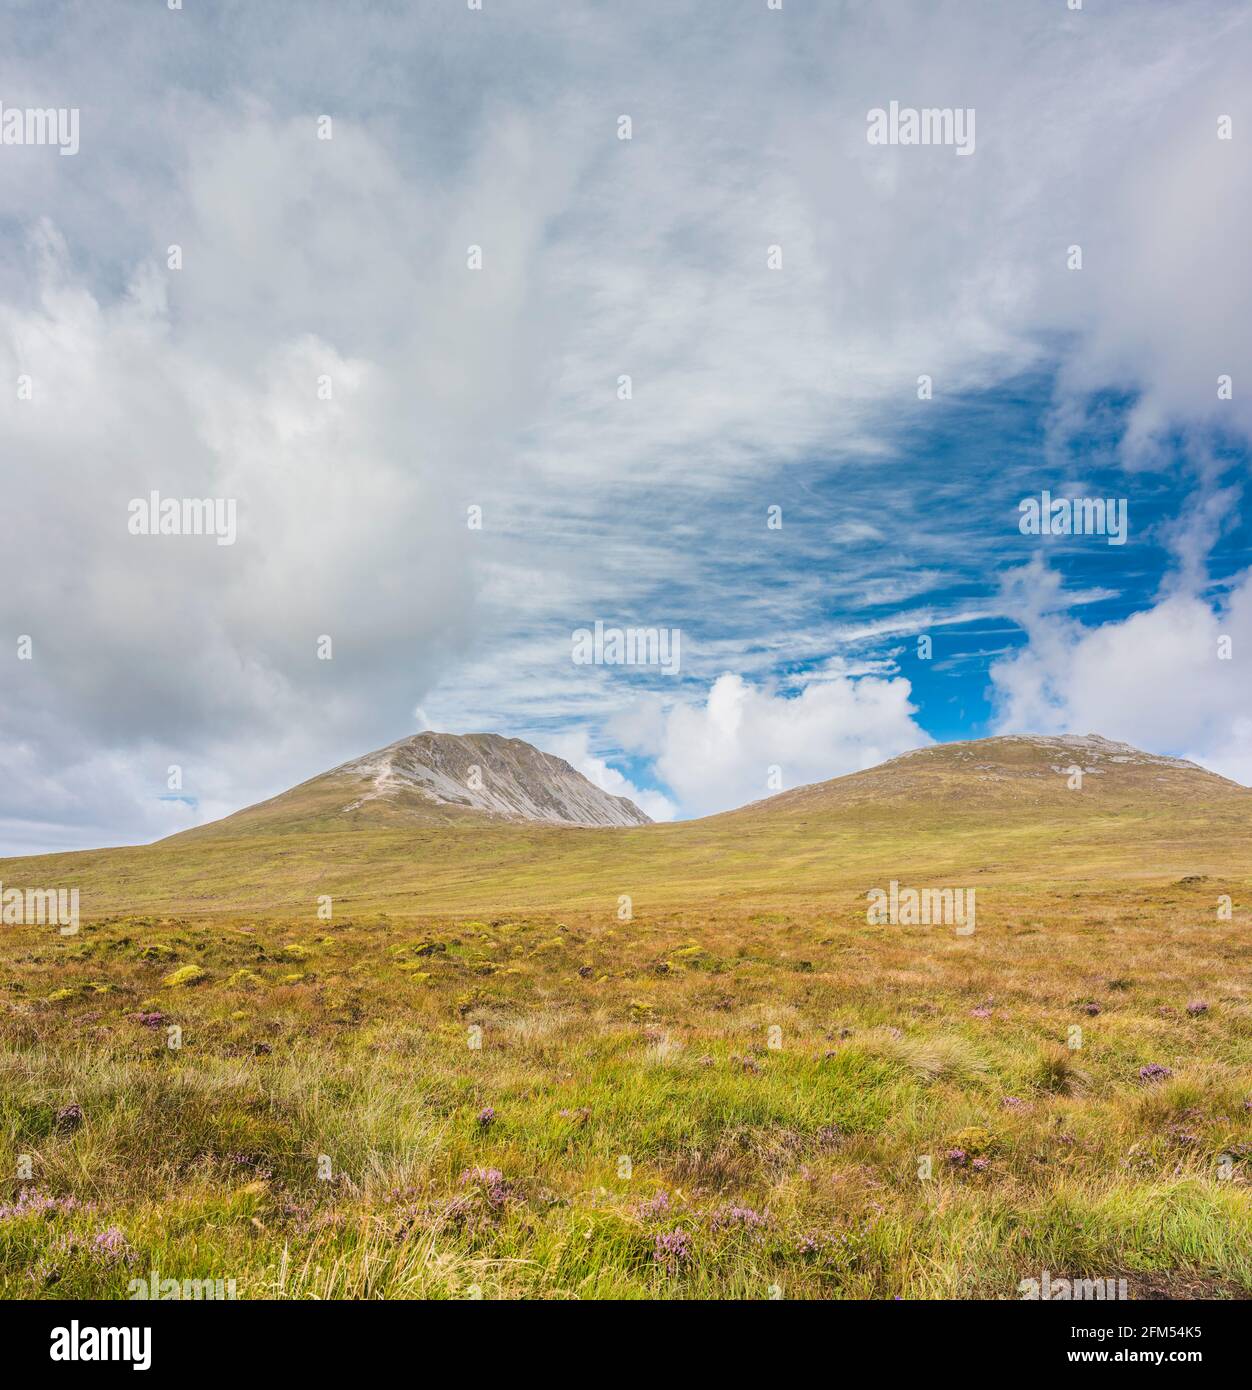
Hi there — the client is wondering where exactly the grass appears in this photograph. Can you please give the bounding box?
[2,738,1250,1298]
[2,886,1250,1299]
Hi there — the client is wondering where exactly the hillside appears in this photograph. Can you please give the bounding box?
[2,733,1249,921]
[2,730,1251,1302]
[725,734,1246,817]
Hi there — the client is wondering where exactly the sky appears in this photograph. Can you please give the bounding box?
[1,0,1250,852]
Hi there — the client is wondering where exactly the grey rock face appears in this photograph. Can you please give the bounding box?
[333,732,652,827]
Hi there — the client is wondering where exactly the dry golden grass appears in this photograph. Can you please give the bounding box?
[1,883,1249,1299]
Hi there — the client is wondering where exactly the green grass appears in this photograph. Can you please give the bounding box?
[5,734,1251,921]
[2,891,1250,1299]
[2,739,1250,1298]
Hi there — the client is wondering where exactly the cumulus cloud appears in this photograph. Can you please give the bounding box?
[540,730,676,824]
[0,212,478,852]
[614,670,930,819]
[989,558,1252,785]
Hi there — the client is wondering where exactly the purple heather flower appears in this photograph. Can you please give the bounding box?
[653,1228,693,1270]
[1139,1063,1173,1083]
[54,1104,84,1134]
[635,1190,672,1221]
[1001,1096,1024,1109]
[946,1148,968,1167]
[0,1188,81,1222]
[458,1166,511,1209]
[477,1106,496,1128]
[91,1226,133,1264]
[1083,1003,1101,1016]
[1186,1001,1209,1017]
[711,1204,768,1232]
[971,1156,990,1172]
[970,1007,993,1019]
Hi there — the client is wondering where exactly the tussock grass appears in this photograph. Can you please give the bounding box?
[2,885,1250,1299]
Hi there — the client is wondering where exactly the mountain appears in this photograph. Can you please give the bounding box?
[189,732,652,834]
[719,733,1248,819]
[2,732,1247,919]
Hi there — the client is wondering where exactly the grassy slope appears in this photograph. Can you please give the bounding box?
[5,739,1252,919]
[1,739,1250,1299]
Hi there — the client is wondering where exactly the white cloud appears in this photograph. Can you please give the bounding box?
[989,559,1252,785]
[617,670,930,819]
[540,730,676,823]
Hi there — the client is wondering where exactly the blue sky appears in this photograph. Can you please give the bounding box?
[417,365,1251,819]
[1,1,1250,849]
